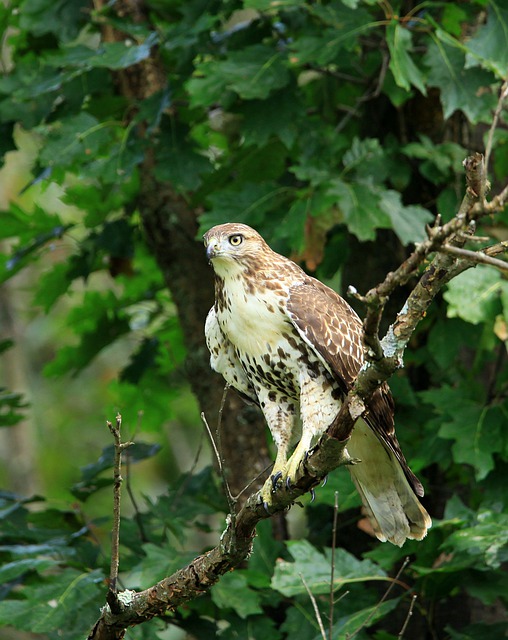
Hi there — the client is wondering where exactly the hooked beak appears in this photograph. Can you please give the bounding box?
[206,238,220,261]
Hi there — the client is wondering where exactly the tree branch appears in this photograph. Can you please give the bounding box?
[88,153,507,638]
[484,80,508,176]
[337,153,507,432]
[440,244,508,272]
[106,414,133,613]
[88,429,354,639]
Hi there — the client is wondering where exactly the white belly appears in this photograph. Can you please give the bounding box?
[219,284,289,358]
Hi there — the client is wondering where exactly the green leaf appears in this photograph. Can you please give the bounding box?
[137,543,196,588]
[244,0,306,8]
[421,385,504,480]
[327,179,390,241]
[200,182,291,234]
[443,511,508,570]
[440,405,502,480]
[290,5,373,65]
[271,539,385,597]
[403,136,466,185]
[188,44,290,105]
[446,623,508,640]
[342,137,388,183]
[238,90,302,148]
[0,558,55,584]
[328,598,400,639]
[248,520,285,578]
[33,262,73,313]
[54,33,159,70]
[465,3,508,78]
[0,387,29,427]
[0,569,104,635]
[77,442,161,483]
[378,189,433,245]
[441,5,469,37]
[43,291,132,376]
[218,615,282,640]
[71,441,161,500]
[424,35,496,122]
[386,22,426,94]
[154,123,212,192]
[444,267,503,324]
[216,44,289,100]
[19,0,89,42]
[37,112,107,167]
[211,571,263,619]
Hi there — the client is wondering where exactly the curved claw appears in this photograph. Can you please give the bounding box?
[263,501,270,514]
[286,476,293,490]
[321,475,328,488]
[309,487,316,503]
[271,470,283,490]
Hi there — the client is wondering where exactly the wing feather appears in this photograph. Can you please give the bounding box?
[205,306,258,405]
[286,279,423,497]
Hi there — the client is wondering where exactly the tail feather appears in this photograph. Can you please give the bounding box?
[347,419,431,547]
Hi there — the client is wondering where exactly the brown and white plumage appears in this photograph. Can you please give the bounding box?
[204,223,431,546]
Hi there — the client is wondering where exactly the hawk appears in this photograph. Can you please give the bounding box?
[204,222,431,546]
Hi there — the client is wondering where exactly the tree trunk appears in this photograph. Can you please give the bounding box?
[138,174,271,500]
[89,0,272,504]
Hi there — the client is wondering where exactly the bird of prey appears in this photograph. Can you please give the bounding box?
[204,222,431,545]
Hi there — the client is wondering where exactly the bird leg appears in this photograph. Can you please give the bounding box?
[258,402,295,507]
[283,431,314,489]
[259,442,290,507]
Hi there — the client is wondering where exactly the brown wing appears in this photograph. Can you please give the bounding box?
[287,278,424,497]
[287,280,364,395]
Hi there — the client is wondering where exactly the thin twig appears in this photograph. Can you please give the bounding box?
[234,462,273,500]
[398,594,417,638]
[348,557,410,639]
[216,385,237,515]
[201,405,236,516]
[201,412,224,476]
[440,244,508,272]
[124,411,147,543]
[484,80,508,177]
[329,491,339,640]
[125,448,147,543]
[106,414,134,612]
[301,573,327,640]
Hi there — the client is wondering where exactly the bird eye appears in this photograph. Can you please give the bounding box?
[229,234,243,246]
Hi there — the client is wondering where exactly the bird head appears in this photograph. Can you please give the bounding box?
[203,223,267,271]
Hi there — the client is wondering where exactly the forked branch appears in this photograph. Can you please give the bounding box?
[88,153,507,639]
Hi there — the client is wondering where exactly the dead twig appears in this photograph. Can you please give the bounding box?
[106,414,134,613]
[440,244,508,272]
[484,80,508,178]
[201,385,238,518]
[301,573,327,640]
[398,594,417,638]
[329,491,340,640]
[348,557,410,639]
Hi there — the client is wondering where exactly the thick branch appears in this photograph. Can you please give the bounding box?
[88,151,508,638]
[88,427,354,640]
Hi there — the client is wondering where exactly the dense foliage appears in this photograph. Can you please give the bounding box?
[0,0,507,638]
